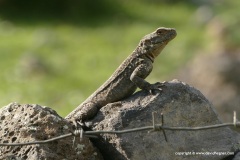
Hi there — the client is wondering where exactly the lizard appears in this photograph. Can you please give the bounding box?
[66,27,177,126]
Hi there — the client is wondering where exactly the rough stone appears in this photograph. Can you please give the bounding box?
[89,79,240,160]
[0,103,103,160]
[233,152,240,160]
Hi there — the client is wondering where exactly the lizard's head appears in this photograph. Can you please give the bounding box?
[139,27,177,60]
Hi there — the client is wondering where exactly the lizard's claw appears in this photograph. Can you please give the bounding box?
[68,117,84,130]
[149,82,165,94]
[71,118,93,131]
[75,120,84,129]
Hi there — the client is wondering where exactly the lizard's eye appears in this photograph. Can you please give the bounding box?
[157,29,164,35]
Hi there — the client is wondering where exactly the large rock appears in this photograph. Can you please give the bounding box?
[0,103,103,160]
[89,79,240,160]
[1,80,239,160]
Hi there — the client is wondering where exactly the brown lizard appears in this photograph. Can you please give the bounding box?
[66,27,177,125]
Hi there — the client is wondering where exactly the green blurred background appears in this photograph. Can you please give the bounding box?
[0,0,239,118]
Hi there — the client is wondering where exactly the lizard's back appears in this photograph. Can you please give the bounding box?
[82,52,142,107]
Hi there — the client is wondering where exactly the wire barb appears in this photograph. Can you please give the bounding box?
[233,111,237,127]
[161,113,168,142]
[152,112,160,131]
[80,128,83,141]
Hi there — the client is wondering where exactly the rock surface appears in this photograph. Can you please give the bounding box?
[0,103,102,160]
[1,80,240,160]
[89,79,240,160]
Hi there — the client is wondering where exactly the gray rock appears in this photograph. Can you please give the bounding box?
[1,80,239,160]
[233,152,240,160]
[90,79,240,160]
[0,103,103,160]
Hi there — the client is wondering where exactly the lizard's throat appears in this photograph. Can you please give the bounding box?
[150,44,166,60]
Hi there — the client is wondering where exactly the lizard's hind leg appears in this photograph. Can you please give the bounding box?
[76,102,101,123]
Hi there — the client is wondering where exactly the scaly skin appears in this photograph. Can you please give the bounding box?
[66,27,177,124]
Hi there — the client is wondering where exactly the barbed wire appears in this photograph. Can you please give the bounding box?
[0,111,239,146]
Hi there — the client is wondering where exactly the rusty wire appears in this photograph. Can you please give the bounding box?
[0,111,239,146]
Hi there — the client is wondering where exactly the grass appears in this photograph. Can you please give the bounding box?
[0,1,238,116]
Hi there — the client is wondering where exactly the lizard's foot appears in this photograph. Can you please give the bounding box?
[67,115,86,130]
[148,82,165,94]
[69,118,84,130]
[70,118,93,131]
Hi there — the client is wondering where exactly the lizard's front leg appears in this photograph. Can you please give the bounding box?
[130,62,164,93]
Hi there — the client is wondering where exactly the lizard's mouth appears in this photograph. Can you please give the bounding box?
[167,29,177,40]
